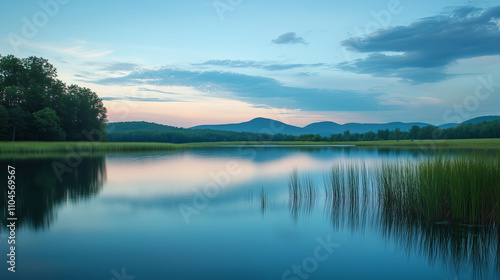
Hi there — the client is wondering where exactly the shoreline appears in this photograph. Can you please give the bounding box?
[0,138,499,155]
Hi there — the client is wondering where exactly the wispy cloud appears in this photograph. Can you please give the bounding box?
[193,60,325,71]
[271,32,307,45]
[22,41,114,59]
[339,6,500,83]
[100,62,139,72]
[101,96,181,102]
[95,68,385,112]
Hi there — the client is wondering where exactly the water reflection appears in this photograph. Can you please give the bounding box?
[0,156,105,230]
[2,147,497,279]
[378,207,499,279]
[260,163,500,280]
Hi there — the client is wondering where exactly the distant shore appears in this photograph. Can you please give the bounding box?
[1,138,499,156]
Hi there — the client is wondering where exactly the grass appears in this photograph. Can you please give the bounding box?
[316,153,500,225]
[288,168,317,218]
[378,152,500,225]
[1,138,499,155]
[0,141,192,155]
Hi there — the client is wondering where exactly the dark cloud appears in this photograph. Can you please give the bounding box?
[271,32,307,45]
[194,60,325,71]
[339,6,500,83]
[96,68,384,112]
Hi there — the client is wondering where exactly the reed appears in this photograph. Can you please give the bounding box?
[376,152,500,225]
[288,168,317,219]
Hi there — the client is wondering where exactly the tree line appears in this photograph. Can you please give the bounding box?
[107,120,500,143]
[0,55,107,141]
[294,120,500,142]
[107,128,296,143]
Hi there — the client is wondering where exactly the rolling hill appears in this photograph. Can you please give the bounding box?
[190,117,304,135]
[106,115,500,141]
[191,118,436,136]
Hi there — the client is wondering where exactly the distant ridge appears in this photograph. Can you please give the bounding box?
[439,116,500,129]
[462,115,500,124]
[190,116,500,136]
[107,115,500,137]
[190,117,304,135]
[107,121,181,132]
[191,117,436,136]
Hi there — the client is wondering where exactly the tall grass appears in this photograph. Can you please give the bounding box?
[0,141,191,155]
[286,155,500,278]
[378,153,500,225]
[288,168,317,219]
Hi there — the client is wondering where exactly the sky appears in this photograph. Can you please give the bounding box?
[1,0,500,127]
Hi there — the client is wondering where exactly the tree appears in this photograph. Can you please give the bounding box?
[408,125,421,140]
[0,55,107,141]
[32,108,66,141]
[0,105,9,140]
[393,128,401,141]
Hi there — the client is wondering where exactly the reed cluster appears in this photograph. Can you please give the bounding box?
[377,153,500,225]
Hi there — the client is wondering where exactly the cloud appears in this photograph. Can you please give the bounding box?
[22,41,114,59]
[101,96,181,102]
[339,6,500,83]
[271,32,307,45]
[193,60,325,71]
[95,68,384,112]
[100,62,139,72]
[137,87,180,95]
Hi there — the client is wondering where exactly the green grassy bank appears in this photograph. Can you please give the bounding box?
[0,138,499,155]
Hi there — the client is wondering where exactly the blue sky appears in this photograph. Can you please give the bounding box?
[1,0,499,127]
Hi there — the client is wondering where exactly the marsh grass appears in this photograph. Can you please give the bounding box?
[0,141,191,155]
[260,188,268,214]
[295,152,500,226]
[378,152,500,225]
[2,138,500,155]
[286,155,500,278]
[288,168,317,219]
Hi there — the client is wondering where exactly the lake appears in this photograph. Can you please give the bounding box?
[1,146,498,280]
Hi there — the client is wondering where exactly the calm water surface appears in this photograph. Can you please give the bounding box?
[0,146,498,280]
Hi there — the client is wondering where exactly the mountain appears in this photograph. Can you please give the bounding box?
[438,116,500,129]
[191,118,435,136]
[110,115,500,139]
[107,121,181,132]
[105,120,296,143]
[303,122,342,134]
[190,117,304,135]
[462,116,500,125]
[438,123,460,129]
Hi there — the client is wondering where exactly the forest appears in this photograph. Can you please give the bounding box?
[107,122,296,143]
[295,120,500,142]
[0,55,107,141]
[107,120,500,143]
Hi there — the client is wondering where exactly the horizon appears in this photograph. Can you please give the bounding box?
[110,114,500,129]
[2,1,500,127]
